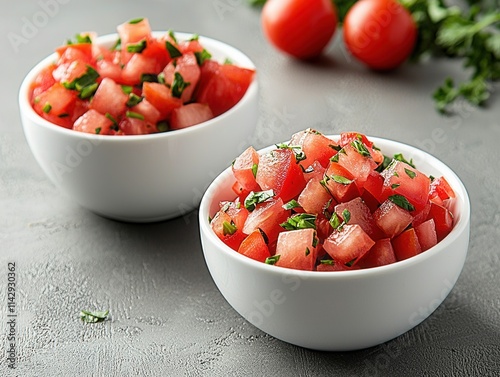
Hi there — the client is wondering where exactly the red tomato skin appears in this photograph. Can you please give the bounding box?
[238,229,271,263]
[392,228,422,261]
[262,0,338,59]
[232,146,261,193]
[343,0,417,70]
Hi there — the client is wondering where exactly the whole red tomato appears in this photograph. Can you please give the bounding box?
[343,0,417,70]
[261,0,338,59]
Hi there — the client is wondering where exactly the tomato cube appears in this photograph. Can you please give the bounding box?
[289,128,338,168]
[356,238,397,268]
[275,229,318,271]
[256,149,306,203]
[373,199,413,238]
[323,224,375,264]
[427,202,454,242]
[163,53,201,103]
[392,228,422,261]
[170,103,214,130]
[322,161,360,203]
[298,177,335,216]
[414,218,438,251]
[90,77,128,119]
[142,82,183,119]
[337,143,378,190]
[334,197,383,240]
[232,146,261,193]
[210,209,247,251]
[242,198,290,243]
[238,229,271,263]
[73,109,115,135]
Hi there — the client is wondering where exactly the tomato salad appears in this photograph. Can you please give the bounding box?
[29,18,256,135]
[210,129,456,271]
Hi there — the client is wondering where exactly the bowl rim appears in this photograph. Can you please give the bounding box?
[19,31,258,142]
[199,134,471,280]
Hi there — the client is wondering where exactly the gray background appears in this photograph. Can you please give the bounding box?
[1,1,499,376]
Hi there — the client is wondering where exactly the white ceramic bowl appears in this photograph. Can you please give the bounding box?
[19,32,258,222]
[199,136,470,351]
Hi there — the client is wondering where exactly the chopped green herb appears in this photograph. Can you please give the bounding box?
[168,30,177,44]
[121,85,133,94]
[80,309,108,323]
[157,72,166,85]
[105,113,118,126]
[195,49,212,65]
[189,34,199,41]
[129,18,144,24]
[140,73,158,84]
[283,199,301,211]
[126,93,143,107]
[95,127,102,135]
[58,113,69,118]
[351,139,371,157]
[127,39,147,53]
[393,153,415,168]
[275,144,307,163]
[331,175,353,185]
[222,220,237,236]
[223,58,233,65]
[320,259,335,265]
[391,183,401,189]
[388,194,415,212]
[126,111,145,120]
[67,33,92,45]
[305,247,310,256]
[166,40,183,59]
[251,163,258,178]
[79,82,98,99]
[329,209,351,231]
[376,155,393,172]
[111,38,122,51]
[157,120,169,132]
[265,255,280,265]
[63,65,100,99]
[404,168,417,179]
[244,190,274,211]
[171,72,190,98]
[280,213,317,231]
[42,103,52,113]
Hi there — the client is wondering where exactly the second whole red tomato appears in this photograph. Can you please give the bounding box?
[343,0,417,70]
[261,0,338,60]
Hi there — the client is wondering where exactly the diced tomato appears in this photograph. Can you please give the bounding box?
[56,44,94,65]
[96,58,123,82]
[289,128,338,168]
[31,65,56,99]
[142,82,183,119]
[303,160,326,182]
[141,38,171,69]
[210,208,247,251]
[89,77,128,119]
[392,228,422,261]
[380,160,430,211]
[356,238,396,268]
[232,146,261,193]
[339,132,384,165]
[323,224,375,264]
[415,219,438,251]
[373,199,413,238]
[52,60,89,84]
[323,161,360,203]
[363,171,384,203]
[275,228,318,271]
[195,60,255,116]
[412,202,431,227]
[117,18,152,48]
[334,197,384,240]
[163,53,201,103]
[179,39,205,54]
[73,109,115,135]
[298,177,335,215]
[337,143,378,190]
[427,202,454,242]
[238,229,271,262]
[170,103,213,130]
[232,180,252,203]
[256,149,306,203]
[129,98,162,125]
[242,198,290,243]
[121,53,161,85]
[315,214,334,242]
[429,176,456,202]
[119,117,157,135]
[33,83,77,118]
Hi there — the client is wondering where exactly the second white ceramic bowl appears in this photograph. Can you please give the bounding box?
[19,32,258,222]
[199,136,470,351]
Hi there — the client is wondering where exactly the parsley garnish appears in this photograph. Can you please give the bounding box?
[222,221,237,236]
[80,310,108,323]
[388,194,415,212]
[129,18,144,24]
[280,213,317,230]
[62,65,100,99]
[350,139,371,157]
[127,39,147,53]
[195,49,212,65]
[275,144,307,163]
[166,41,183,59]
[393,153,415,168]
[42,103,52,113]
[404,168,417,179]
[126,111,145,120]
[126,93,143,107]
[282,199,301,211]
[265,255,280,265]
[251,163,258,178]
[171,72,190,98]
[329,209,351,231]
[244,190,274,211]
[331,175,353,185]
